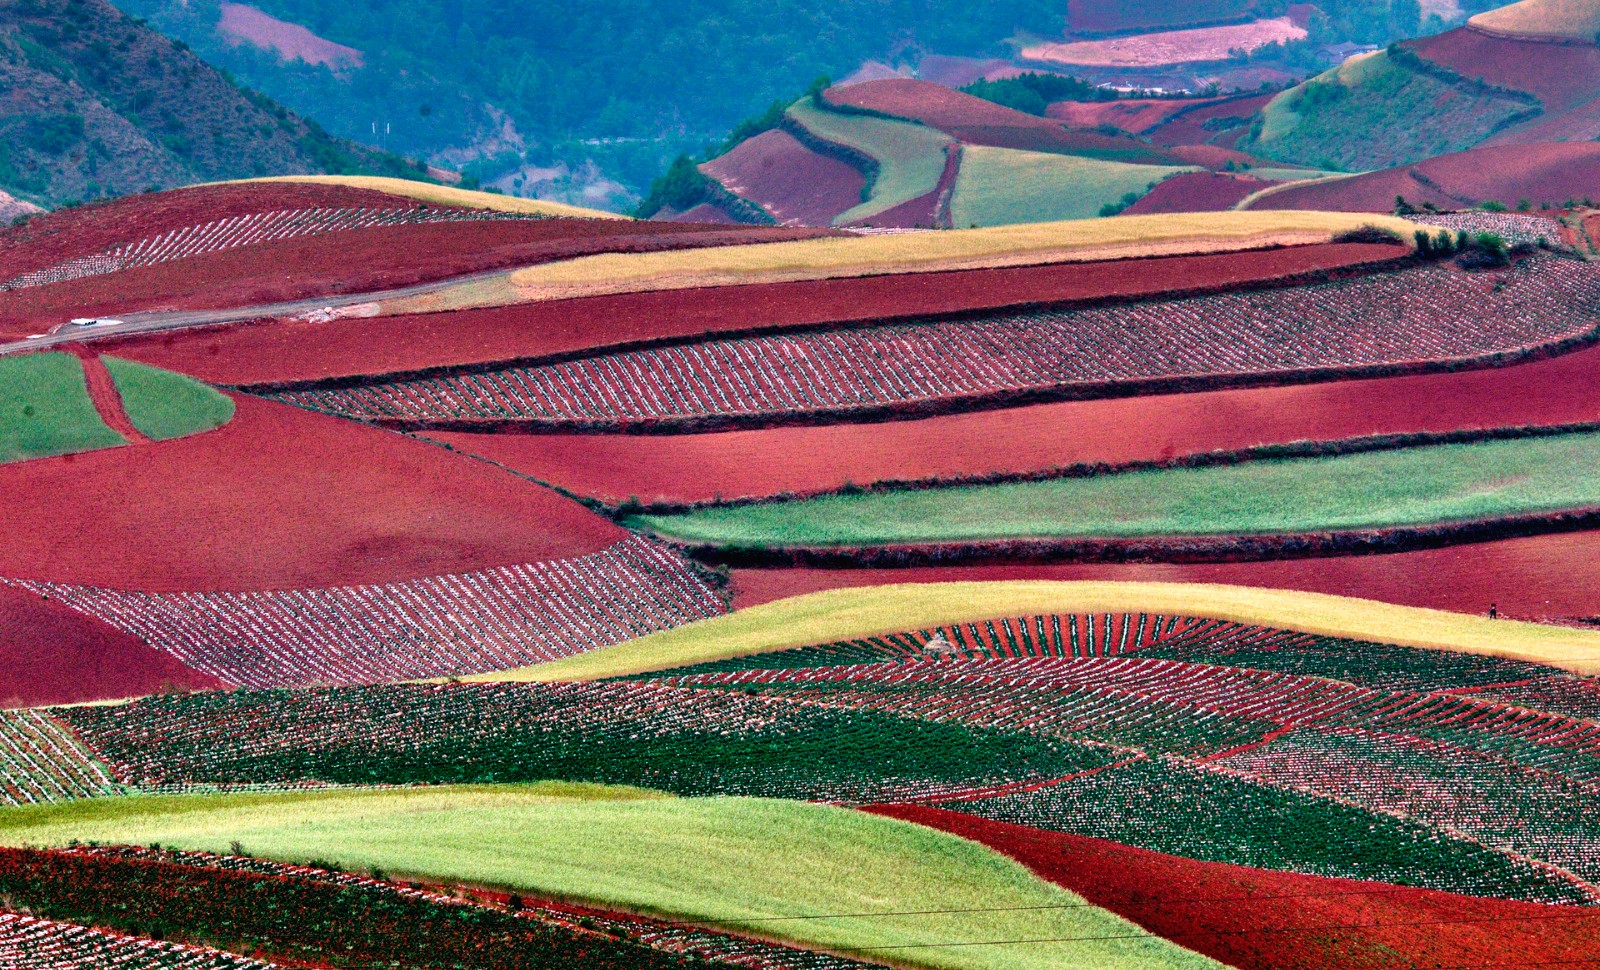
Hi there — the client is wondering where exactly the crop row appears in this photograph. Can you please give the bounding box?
[0,711,117,806]
[50,846,866,970]
[1,537,723,688]
[1210,726,1600,887]
[63,680,1110,804]
[0,911,270,969]
[1405,212,1562,248]
[276,255,1600,423]
[0,206,541,292]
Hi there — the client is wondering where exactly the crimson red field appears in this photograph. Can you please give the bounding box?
[870,805,1600,970]
[1251,142,1600,211]
[700,129,866,226]
[1408,26,1600,111]
[1067,0,1256,34]
[0,393,622,592]
[102,242,1405,386]
[725,528,1600,621]
[1046,98,1203,134]
[0,586,223,707]
[423,335,1600,504]
[0,218,827,337]
[1123,172,1268,213]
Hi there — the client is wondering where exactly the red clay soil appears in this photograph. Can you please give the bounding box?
[1147,94,1274,148]
[1068,0,1256,34]
[700,129,866,226]
[1123,172,1269,213]
[867,805,1600,970]
[422,326,1600,507]
[0,219,831,339]
[1164,144,1268,170]
[1251,143,1600,211]
[0,394,623,592]
[0,182,439,281]
[1409,26,1600,109]
[1046,99,1205,135]
[102,242,1405,386]
[824,80,1181,163]
[656,202,742,224]
[61,345,148,445]
[726,528,1600,620]
[0,586,228,706]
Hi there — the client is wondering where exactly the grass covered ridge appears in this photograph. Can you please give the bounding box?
[949,147,1194,227]
[477,582,1600,680]
[377,210,1425,312]
[632,430,1600,547]
[0,352,125,463]
[0,785,1222,970]
[103,357,234,442]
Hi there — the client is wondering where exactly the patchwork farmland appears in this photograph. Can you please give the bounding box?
[3,113,1600,970]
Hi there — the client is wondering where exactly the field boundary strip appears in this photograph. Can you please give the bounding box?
[474,581,1600,681]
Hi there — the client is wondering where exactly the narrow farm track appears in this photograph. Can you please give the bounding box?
[62,346,148,445]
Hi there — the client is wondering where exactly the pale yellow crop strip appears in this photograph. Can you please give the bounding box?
[380,210,1432,313]
[1468,0,1600,40]
[470,581,1600,682]
[215,175,626,220]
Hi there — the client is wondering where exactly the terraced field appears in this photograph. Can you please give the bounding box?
[784,99,953,226]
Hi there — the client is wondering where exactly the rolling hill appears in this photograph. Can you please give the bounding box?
[0,0,419,207]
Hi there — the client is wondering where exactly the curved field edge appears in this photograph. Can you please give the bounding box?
[0,352,125,463]
[626,430,1600,546]
[378,212,1431,313]
[471,581,1600,680]
[215,176,627,220]
[101,357,234,442]
[0,785,1224,970]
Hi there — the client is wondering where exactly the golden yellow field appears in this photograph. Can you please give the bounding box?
[1469,0,1600,39]
[471,581,1600,682]
[379,210,1428,313]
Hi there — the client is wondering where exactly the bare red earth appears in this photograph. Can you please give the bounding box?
[1251,143,1600,211]
[0,586,228,706]
[1068,0,1256,34]
[1409,26,1600,109]
[0,394,623,592]
[425,336,1600,506]
[727,528,1600,620]
[0,219,830,338]
[657,203,743,224]
[217,1,363,68]
[1123,172,1269,213]
[701,129,866,226]
[60,345,148,445]
[102,242,1405,385]
[1047,99,1204,134]
[824,80,1180,163]
[0,182,440,281]
[868,805,1600,970]
[1147,94,1274,148]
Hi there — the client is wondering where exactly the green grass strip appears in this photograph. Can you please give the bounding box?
[0,352,125,463]
[950,146,1193,227]
[631,431,1600,546]
[786,99,952,225]
[102,357,234,441]
[0,785,1222,970]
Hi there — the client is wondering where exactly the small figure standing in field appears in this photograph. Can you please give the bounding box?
[1489,604,1499,620]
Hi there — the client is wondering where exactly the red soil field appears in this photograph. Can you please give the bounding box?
[0,219,828,338]
[1252,143,1600,211]
[103,242,1404,386]
[1147,94,1274,147]
[869,805,1600,970]
[425,336,1600,506]
[1047,98,1203,135]
[701,129,866,226]
[0,586,227,706]
[0,182,439,281]
[727,528,1600,620]
[824,80,1180,162]
[657,203,742,224]
[0,394,623,592]
[1068,0,1256,35]
[1123,172,1268,213]
[1409,26,1600,109]
[217,1,363,68]
[62,345,148,445]
[1161,144,1264,170]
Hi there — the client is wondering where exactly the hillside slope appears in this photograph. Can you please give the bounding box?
[0,0,417,207]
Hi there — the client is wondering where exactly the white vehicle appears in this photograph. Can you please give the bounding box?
[68,317,124,328]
